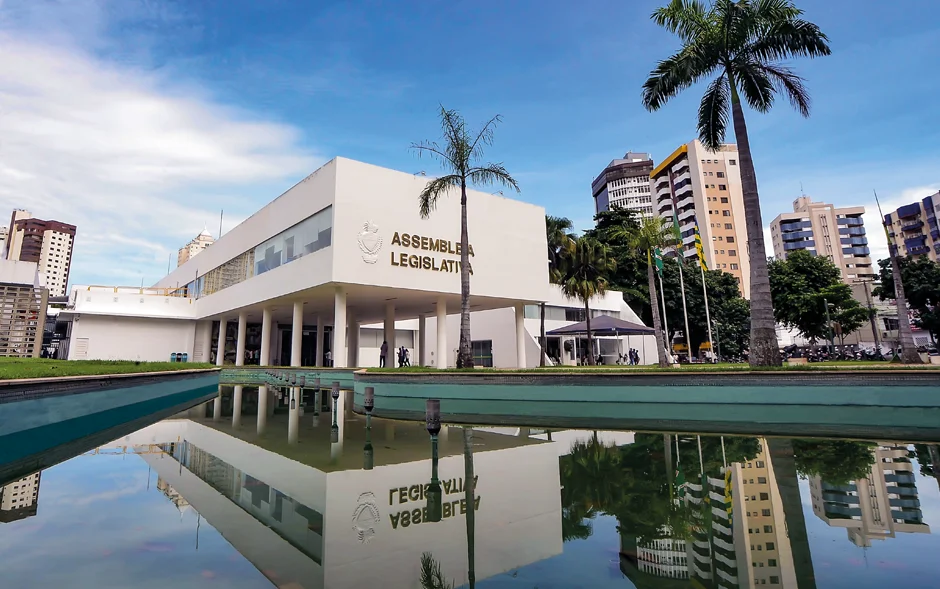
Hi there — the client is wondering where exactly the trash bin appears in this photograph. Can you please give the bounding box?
[181,353,188,363]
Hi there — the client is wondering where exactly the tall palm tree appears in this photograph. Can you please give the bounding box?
[623,216,674,368]
[542,215,574,367]
[413,107,520,368]
[559,237,616,365]
[642,0,831,367]
[463,427,476,588]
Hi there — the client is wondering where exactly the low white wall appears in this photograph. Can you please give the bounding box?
[68,315,196,361]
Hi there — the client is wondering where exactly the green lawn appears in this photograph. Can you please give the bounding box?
[365,361,940,374]
[0,357,216,380]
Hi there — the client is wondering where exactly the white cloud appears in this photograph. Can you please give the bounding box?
[0,3,319,286]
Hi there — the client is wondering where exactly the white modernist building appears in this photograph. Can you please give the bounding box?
[59,158,657,367]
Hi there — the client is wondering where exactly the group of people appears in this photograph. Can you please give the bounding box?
[379,340,410,368]
[619,348,641,365]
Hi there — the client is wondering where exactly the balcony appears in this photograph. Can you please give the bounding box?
[898,203,922,219]
[678,208,697,224]
[785,240,815,251]
[782,230,814,241]
[839,227,866,236]
[902,220,924,232]
[676,194,695,209]
[672,169,691,186]
[910,245,930,255]
[842,246,870,256]
[840,237,869,246]
[781,220,811,232]
[837,217,865,227]
[656,183,672,198]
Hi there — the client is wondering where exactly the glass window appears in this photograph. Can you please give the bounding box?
[725,223,733,229]
[254,206,333,276]
[762,509,771,516]
[770,576,779,584]
[729,250,737,256]
[766,542,775,551]
[764,525,773,533]
[758,477,767,484]
[727,236,735,243]
[719,184,727,190]
[524,305,540,319]
[471,340,494,367]
[717,171,725,178]
[731,263,739,270]
[768,559,777,567]
[730,159,737,165]
[721,197,729,203]
[723,210,731,217]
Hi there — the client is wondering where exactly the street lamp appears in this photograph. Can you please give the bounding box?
[425,399,443,522]
[823,298,835,356]
[363,387,375,470]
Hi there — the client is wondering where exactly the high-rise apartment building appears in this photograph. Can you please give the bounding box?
[769,196,875,282]
[592,152,655,218]
[808,444,929,547]
[0,258,48,357]
[883,191,940,261]
[4,210,76,297]
[0,226,8,255]
[0,472,41,523]
[177,229,216,267]
[651,140,750,298]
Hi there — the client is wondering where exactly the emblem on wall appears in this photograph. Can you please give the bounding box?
[351,492,381,543]
[357,221,383,264]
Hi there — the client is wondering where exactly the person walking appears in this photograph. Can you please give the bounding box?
[380,340,388,368]
[325,350,332,367]
[404,348,411,366]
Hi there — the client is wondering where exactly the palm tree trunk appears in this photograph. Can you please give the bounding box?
[457,182,474,368]
[729,81,781,367]
[648,261,669,367]
[585,301,595,365]
[539,302,547,367]
[888,245,923,363]
[463,427,476,588]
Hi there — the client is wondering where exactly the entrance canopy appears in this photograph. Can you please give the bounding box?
[547,315,654,337]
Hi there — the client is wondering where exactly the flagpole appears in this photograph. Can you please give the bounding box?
[672,220,693,362]
[700,263,715,362]
[657,271,670,360]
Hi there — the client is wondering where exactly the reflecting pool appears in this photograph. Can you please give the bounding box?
[1,385,938,588]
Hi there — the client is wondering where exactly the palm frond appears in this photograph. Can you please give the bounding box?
[697,74,730,151]
[467,163,521,193]
[642,44,717,112]
[744,18,831,62]
[418,175,461,219]
[439,106,469,174]
[651,0,712,43]
[733,60,774,113]
[760,63,811,117]
[419,553,453,589]
[410,140,457,171]
[468,114,502,163]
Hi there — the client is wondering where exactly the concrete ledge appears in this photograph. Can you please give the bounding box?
[0,368,220,405]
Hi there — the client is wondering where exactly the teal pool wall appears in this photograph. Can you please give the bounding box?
[351,372,940,440]
[0,372,219,467]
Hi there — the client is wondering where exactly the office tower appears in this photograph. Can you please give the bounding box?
[0,472,42,523]
[592,152,655,218]
[808,444,930,547]
[177,229,216,267]
[883,191,940,261]
[652,140,750,298]
[4,210,76,297]
[769,196,875,282]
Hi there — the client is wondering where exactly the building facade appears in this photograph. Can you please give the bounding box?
[0,472,41,523]
[59,157,657,368]
[177,229,216,267]
[592,152,655,218]
[769,196,874,282]
[0,225,7,254]
[4,210,76,297]
[0,259,48,358]
[808,444,929,547]
[883,191,940,261]
[651,140,750,298]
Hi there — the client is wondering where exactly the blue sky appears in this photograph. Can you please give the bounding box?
[0,0,937,286]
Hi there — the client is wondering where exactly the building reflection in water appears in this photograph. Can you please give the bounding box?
[0,471,42,523]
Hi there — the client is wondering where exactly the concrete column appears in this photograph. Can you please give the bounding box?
[331,389,345,461]
[333,288,347,368]
[436,297,447,369]
[260,308,272,366]
[347,312,359,368]
[198,321,212,363]
[418,314,427,366]
[213,386,222,421]
[215,318,227,366]
[384,303,396,354]
[235,312,247,366]
[256,385,268,435]
[291,301,303,367]
[315,315,325,367]
[515,303,527,368]
[232,385,243,428]
[288,386,300,444]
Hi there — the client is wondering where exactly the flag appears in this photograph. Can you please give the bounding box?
[694,224,708,271]
[653,248,664,277]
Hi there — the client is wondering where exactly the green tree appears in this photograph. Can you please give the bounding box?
[769,250,870,346]
[623,217,674,367]
[420,553,454,589]
[584,207,648,302]
[792,439,876,486]
[875,256,940,343]
[413,108,520,368]
[559,237,617,365]
[542,216,575,366]
[656,259,750,358]
[642,0,831,367]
